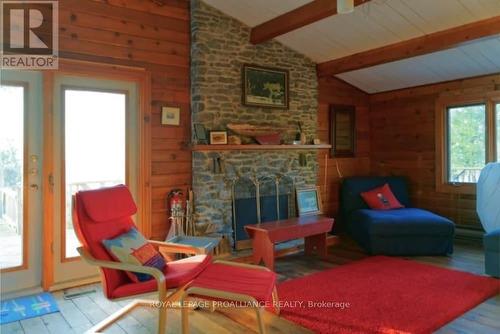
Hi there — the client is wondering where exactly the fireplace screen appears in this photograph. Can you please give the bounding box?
[231,174,294,249]
[278,175,296,218]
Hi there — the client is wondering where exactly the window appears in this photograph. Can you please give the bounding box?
[447,104,486,183]
[0,85,25,270]
[436,93,500,194]
[63,88,126,259]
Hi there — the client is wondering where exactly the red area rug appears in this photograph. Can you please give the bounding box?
[277,256,499,334]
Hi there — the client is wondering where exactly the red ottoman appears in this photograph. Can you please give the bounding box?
[180,260,279,334]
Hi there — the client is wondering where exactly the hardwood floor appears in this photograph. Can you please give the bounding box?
[1,238,498,334]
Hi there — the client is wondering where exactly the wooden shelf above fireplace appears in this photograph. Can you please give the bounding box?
[192,144,332,151]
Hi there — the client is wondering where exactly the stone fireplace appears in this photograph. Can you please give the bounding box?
[190,0,319,247]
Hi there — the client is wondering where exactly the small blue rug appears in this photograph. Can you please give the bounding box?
[0,292,59,324]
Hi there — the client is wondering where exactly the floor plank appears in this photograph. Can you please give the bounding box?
[88,288,149,333]
[0,322,25,334]
[71,296,126,334]
[19,317,49,334]
[54,298,93,332]
[40,312,74,334]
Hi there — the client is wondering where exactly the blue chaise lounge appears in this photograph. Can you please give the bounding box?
[340,176,455,255]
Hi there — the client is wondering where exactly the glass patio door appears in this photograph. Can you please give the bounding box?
[51,74,139,287]
[0,71,44,295]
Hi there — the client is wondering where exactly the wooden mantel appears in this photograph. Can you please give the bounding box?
[192,144,331,151]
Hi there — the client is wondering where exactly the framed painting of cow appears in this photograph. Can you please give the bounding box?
[242,64,289,109]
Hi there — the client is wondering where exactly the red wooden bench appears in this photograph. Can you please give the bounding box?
[245,215,334,270]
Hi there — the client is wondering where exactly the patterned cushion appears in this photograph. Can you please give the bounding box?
[102,227,166,282]
[360,183,404,210]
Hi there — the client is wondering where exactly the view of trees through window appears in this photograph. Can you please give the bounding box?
[447,104,486,183]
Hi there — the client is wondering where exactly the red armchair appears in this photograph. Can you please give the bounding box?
[72,185,211,333]
[73,185,279,334]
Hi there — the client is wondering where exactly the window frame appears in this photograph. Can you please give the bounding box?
[436,91,500,194]
[493,98,500,162]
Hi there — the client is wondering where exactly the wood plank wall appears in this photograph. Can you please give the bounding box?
[369,74,500,229]
[317,77,371,221]
[57,0,191,239]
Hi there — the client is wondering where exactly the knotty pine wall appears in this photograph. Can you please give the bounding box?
[369,74,500,229]
[57,0,191,239]
[317,77,371,222]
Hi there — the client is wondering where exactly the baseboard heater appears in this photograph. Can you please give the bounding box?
[454,225,484,241]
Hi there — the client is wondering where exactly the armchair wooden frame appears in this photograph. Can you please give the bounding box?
[79,246,280,334]
[180,260,280,334]
[77,240,203,334]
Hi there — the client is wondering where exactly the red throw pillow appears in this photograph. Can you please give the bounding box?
[360,183,404,210]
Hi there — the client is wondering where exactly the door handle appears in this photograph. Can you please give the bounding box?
[30,184,39,191]
[49,174,55,187]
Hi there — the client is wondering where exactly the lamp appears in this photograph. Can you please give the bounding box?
[337,0,354,14]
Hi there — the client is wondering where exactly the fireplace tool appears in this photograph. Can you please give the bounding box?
[167,189,185,239]
[184,189,195,236]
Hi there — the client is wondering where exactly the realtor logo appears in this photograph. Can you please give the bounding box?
[1,0,58,69]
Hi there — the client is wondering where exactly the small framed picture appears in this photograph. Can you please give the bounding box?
[330,104,355,157]
[161,106,180,126]
[210,131,228,145]
[296,187,323,216]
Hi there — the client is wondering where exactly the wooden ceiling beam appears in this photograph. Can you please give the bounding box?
[250,0,369,45]
[317,16,500,77]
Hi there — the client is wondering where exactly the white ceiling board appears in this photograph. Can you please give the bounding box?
[202,0,311,27]
[359,1,424,40]
[400,0,473,32]
[336,37,500,93]
[472,37,500,67]
[337,72,380,92]
[458,0,500,19]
